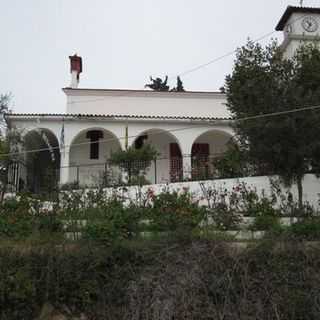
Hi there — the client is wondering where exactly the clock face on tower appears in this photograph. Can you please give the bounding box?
[302,16,318,32]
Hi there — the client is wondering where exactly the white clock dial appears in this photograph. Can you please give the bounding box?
[302,16,318,32]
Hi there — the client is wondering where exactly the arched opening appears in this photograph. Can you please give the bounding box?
[69,128,121,187]
[132,129,183,183]
[23,128,60,194]
[191,130,233,180]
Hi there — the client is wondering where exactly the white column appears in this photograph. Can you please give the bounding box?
[183,156,192,181]
[179,141,193,181]
[59,147,70,185]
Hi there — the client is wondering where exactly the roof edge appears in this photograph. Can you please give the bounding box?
[62,87,225,97]
[276,6,320,31]
[5,113,232,122]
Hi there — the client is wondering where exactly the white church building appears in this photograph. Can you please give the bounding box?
[5,5,320,192]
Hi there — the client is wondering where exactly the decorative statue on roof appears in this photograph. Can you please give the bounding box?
[145,76,170,91]
[171,76,185,92]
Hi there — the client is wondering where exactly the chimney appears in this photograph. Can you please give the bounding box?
[69,54,82,88]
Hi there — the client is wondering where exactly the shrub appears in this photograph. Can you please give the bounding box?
[147,189,205,233]
[83,202,142,244]
[109,144,158,185]
[250,214,280,231]
[0,196,36,238]
[206,204,242,230]
[288,218,320,240]
[0,213,34,239]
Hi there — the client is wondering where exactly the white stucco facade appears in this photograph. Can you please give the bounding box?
[6,5,320,192]
[7,106,234,189]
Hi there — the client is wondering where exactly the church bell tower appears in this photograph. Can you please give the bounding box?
[276,6,320,59]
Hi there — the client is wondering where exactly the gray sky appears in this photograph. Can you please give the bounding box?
[1,0,319,114]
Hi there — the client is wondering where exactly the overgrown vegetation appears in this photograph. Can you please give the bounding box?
[224,41,320,208]
[0,178,318,242]
[2,239,320,319]
[0,181,319,318]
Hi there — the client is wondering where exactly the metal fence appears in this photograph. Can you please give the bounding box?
[8,154,226,193]
[65,154,224,187]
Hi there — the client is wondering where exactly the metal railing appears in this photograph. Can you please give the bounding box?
[8,154,226,193]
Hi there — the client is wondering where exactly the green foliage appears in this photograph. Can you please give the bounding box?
[212,142,250,178]
[0,213,34,239]
[171,76,185,92]
[145,76,170,91]
[110,144,158,184]
[3,240,320,319]
[207,203,242,231]
[83,205,141,244]
[147,189,205,232]
[0,195,63,239]
[250,214,280,231]
[200,185,243,230]
[225,41,320,207]
[0,244,146,319]
[288,218,320,240]
[0,196,35,238]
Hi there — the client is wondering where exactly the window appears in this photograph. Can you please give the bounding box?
[86,130,103,160]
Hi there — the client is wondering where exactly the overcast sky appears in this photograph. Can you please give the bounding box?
[1,0,320,114]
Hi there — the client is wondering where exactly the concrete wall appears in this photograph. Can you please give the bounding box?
[64,89,230,119]
[116,174,320,210]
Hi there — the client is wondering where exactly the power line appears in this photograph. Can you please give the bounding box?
[4,103,320,158]
[236,104,320,121]
[67,12,308,106]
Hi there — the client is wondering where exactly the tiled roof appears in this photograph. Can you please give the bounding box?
[5,113,231,121]
[276,6,320,30]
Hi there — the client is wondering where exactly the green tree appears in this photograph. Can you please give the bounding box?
[171,76,185,92]
[224,40,320,209]
[109,144,158,185]
[0,94,22,199]
[145,76,169,91]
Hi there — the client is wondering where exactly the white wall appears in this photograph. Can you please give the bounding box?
[117,174,320,210]
[8,116,234,186]
[69,128,121,185]
[65,89,230,119]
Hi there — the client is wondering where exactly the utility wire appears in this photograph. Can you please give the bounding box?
[66,12,307,106]
[4,103,320,158]
[4,13,316,158]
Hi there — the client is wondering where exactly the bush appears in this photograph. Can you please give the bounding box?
[288,218,320,240]
[83,201,142,244]
[147,189,205,233]
[0,213,34,239]
[206,204,242,230]
[0,196,35,238]
[109,144,158,185]
[0,195,63,239]
[250,214,280,231]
